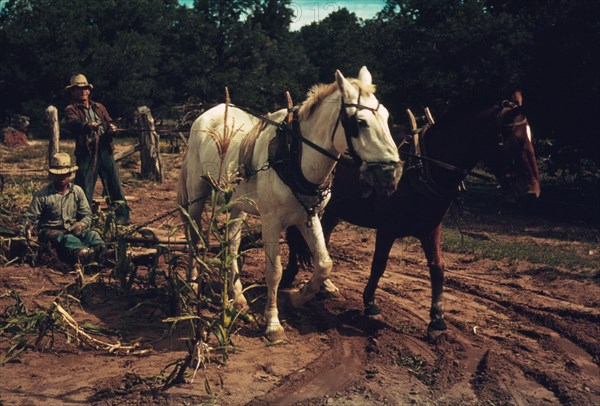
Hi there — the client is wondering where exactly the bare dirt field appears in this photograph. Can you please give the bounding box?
[1,140,599,405]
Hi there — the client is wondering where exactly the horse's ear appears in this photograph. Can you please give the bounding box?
[336,70,358,101]
[511,90,523,106]
[358,66,372,85]
[335,69,347,87]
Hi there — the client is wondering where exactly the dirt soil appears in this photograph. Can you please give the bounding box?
[1,142,599,405]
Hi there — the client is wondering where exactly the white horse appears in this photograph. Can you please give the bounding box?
[178,67,401,342]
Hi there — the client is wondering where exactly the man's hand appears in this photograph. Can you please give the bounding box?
[85,121,100,130]
[70,221,87,237]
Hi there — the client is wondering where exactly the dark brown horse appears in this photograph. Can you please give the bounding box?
[283,91,540,336]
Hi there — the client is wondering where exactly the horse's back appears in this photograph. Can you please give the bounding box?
[185,104,262,175]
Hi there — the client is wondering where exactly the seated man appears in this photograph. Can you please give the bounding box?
[22,152,106,264]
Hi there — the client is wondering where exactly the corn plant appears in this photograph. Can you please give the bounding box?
[0,289,60,364]
[0,179,42,265]
[160,91,259,389]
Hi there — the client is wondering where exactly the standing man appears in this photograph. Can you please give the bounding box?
[62,73,130,225]
[22,153,106,263]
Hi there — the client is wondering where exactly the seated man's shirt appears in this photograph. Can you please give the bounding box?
[23,182,92,230]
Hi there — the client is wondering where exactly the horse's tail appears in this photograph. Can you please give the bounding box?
[281,226,313,288]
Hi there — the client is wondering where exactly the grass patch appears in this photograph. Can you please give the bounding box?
[442,227,599,272]
[0,143,48,163]
[1,179,43,233]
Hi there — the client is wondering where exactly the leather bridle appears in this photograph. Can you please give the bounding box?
[498,100,528,147]
[330,93,399,168]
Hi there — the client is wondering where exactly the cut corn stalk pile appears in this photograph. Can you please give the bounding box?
[54,303,149,356]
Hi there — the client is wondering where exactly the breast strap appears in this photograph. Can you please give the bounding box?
[268,112,331,196]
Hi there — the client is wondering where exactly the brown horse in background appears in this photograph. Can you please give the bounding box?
[283,91,540,336]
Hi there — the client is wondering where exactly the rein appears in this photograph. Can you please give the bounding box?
[400,150,494,182]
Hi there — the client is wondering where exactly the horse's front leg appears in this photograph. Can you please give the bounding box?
[363,229,396,316]
[282,209,340,294]
[228,208,248,311]
[319,209,341,295]
[420,225,447,334]
[289,218,333,307]
[261,219,285,342]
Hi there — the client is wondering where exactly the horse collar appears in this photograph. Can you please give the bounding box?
[267,110,332,221]
[403,124,493,200]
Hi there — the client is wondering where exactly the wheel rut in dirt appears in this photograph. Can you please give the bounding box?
[309,234,600,405]
[248,304,369,405]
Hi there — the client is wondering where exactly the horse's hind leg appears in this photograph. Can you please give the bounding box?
[281,226,304,288]
[363,229,395,316]
[227,208,248,311]
[289,219,333,308]
[261,218,285,342]
[420,225,447,334]
[181,180,210,283]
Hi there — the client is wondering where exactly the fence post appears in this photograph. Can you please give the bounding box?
[136,106,163,183]
[46,105,60,164]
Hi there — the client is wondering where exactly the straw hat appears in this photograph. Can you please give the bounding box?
[65,74,93,91]
[48,153,78,175]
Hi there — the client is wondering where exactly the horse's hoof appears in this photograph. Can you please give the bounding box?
[426,328,447,343]
[426,319,447,342]
[265,325,286,344]
[364,302,381,317]
[428,318,447,331]
[322,279,340,294]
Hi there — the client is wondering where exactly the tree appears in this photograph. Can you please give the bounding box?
[244,0,317,109]
[370,0,532,119]
[0,0,179,123]
[299,8,375,84]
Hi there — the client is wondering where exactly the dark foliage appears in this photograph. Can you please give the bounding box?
[0,0,598,167]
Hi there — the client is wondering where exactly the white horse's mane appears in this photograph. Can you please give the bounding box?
[298,79,377,121]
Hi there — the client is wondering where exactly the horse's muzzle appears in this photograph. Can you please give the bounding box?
[360,162,402,197]
[501,174,541,204]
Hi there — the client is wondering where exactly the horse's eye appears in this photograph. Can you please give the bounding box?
[357,119,369,128]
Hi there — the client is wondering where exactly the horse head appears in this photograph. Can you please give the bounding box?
[483,91,541,202]
[335,67,402,196]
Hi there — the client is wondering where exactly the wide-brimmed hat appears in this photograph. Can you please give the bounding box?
[65,74,93,91]
[48,152,78,175]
